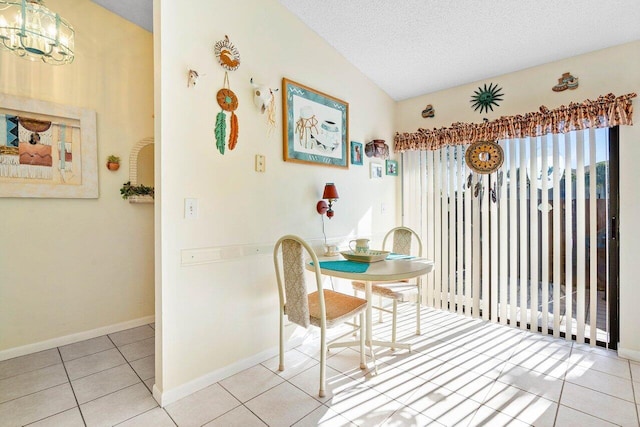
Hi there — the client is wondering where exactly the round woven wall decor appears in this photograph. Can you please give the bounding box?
[465,141,504,174]
[217,88,238,112]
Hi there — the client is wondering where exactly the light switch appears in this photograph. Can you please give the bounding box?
[255,154,266,172]
[185,198,198,219]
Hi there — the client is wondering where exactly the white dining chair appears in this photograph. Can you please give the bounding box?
[352,227,423,348]
[273,234,369,397]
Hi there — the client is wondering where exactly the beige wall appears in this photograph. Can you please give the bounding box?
[396,41,640,358]
[154,0,398,400]
[0,0,155,353]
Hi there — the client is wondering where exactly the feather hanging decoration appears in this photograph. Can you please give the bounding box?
[215,111,226,154]
[228,111,239,150]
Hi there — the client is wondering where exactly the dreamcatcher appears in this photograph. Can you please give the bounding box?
[214,35,241,154]
[464,140,505,203]
[215,72,239,154]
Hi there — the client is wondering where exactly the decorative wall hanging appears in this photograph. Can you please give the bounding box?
[465,140,504,174]
[214,35,240,71]
[215,73,239,154]
[365,139,389,159]
[350,141,363,165]
[250,78,278,133]
[421,104,435,118]
[0,93,97,198]
[187,69,199,88]
[470,83,504,114]
[282,78,348,168]
[552,72,579,92]
[385,159,398,176]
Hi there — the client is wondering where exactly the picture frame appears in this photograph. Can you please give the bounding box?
[350,141,363,165]
[0,93,98,198]
[386,159,399,176]
[370,162,383,179]
[282,78,349,168]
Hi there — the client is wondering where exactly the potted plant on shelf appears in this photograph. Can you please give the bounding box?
[106,155,120,171]
[120,181,154,200]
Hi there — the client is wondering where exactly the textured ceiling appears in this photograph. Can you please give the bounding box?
[91,0,640,101]
[277,0,640,100]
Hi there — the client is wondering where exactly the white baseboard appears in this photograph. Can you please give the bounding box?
[617,345,640,362]
[0,315,155,362]
[153,335,304,407]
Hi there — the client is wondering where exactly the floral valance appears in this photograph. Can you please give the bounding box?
[394,92,637,152]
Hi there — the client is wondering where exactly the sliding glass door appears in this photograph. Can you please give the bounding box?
[402,127,619,348]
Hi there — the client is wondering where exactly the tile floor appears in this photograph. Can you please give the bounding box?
[1,307,639,426]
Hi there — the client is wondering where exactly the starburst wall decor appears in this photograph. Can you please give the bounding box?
[470,83,504,114]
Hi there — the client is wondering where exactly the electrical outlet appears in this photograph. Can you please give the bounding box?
[255,154,266,172]
[185,198,198,219]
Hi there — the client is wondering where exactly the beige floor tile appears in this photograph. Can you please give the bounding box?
[118,337,154,362]
[482,381,557,426]
[261,348,318,380]
[219,364,285,403]
[468,405,530,427]
[560,382,639,426]
[292,405,356,427]
[568,347,631,379]
[439,348,506,380]
[380,406,442,426]
[203,405,267,427]
[497,363,564,402]
[72,364,140,404]
[64,348,126,380]
[403,382,481,427]
[555,405,618,427]
[0,349,61,381]
[109,326,155,347]
[355,364,425,402]
[79,383,157,427]
[0,363,68,404]
[0,383,76,427]
[635,381,640,402]
[513,333,573,359]
[325,348,368,379]
[143,377,154,393]
[288,364,356,402]
[630,361,640,382]
[59,336,114,362]
[565,364,635,401]
[116,407,176,427]
[165,383,240,427]
[130,355,154,381]
[330,386,403,426]
[27,407,85,427]
[244,381,321,426]
[430,363,496,403]
[507,346,571,379]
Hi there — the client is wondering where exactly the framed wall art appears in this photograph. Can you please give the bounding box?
[370,162,383,179]
[386,159,398,176]
[0,93,98,198]
[282,78,348,168]
[350,141,363,166]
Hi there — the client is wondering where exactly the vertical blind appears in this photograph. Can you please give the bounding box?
[402,128,610,346]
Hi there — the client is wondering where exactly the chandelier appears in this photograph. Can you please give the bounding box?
[0,0,74,65]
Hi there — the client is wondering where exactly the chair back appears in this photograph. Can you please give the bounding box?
[383,227,423,257]
[273,235,324,328]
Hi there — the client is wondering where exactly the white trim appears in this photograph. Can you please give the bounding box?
[152,336,304,407]
[0,315,155,362]
[617,346,640,363]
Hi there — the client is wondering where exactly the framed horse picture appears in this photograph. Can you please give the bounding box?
[282,78,349,168]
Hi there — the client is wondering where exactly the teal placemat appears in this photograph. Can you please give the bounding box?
[386,253,415,260]
[317,260,370,273]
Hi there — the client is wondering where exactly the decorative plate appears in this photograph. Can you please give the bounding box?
[214,35,240,71]
[340,250,390,263]
[216,88,238,111]
[465,141,504,174]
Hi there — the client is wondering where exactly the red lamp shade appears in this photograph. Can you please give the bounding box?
[317,183,339,218]
[322,183,339,201]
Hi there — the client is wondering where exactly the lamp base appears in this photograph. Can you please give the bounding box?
[316,200,328,215]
